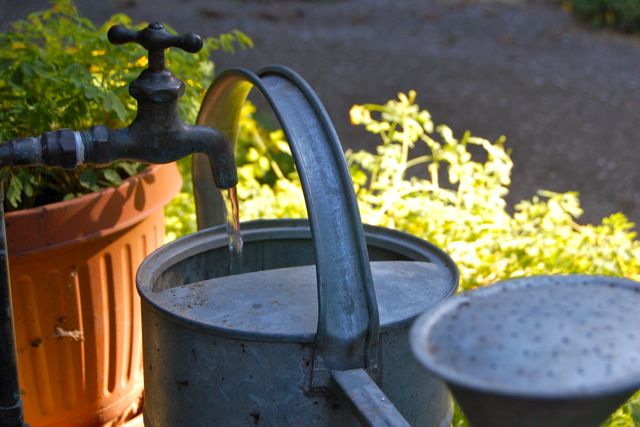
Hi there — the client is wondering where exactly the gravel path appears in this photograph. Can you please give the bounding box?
[3,0,640,225]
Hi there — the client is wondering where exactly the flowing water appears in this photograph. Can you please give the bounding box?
[223,186,243,275]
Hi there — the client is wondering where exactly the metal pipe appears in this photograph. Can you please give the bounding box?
[0,187,26,427]
[0,22,238,189]
[0,124,236,190]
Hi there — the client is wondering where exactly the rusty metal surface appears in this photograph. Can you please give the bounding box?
[411,275,640,427]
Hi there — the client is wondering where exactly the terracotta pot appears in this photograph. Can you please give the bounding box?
[6,164,182,426]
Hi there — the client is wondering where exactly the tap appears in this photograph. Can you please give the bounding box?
[0,22,237,189]
[0,23,238,427]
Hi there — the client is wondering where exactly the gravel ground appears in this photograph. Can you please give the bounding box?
[3,0,640,225]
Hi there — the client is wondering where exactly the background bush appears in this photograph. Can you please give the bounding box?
[569,0,640,32]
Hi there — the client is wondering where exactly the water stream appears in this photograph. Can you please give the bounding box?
[223,186,243,275]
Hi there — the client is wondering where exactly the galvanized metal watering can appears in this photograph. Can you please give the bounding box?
[410,275,640,427]
[136,66,459,426]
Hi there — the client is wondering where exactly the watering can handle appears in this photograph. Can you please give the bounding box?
[193,66,380,377]
[332,369,412,427]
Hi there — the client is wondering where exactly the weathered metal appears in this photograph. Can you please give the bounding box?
[331,369,411,427]
[195,66,381,374]
[137,219,458,426]
[410,275,640,427]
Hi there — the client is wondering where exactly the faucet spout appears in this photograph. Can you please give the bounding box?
[183,126,237,189]
[82,122,237,189]
[0,122,238,190]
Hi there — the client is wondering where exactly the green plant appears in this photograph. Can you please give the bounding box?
[0,0,251,210]
[568,0,640,32]
[348,91,640,427]
[348,91,640,289]
[168,91,640,425]
[199,91,640,287]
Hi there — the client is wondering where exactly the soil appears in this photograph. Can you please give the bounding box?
[3,0,640,225]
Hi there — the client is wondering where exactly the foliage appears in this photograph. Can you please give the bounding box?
[568,0,640,32]
[0,0,251,210]
[166,91,640,426]
[348,91,640,289]
[233,103,306,220]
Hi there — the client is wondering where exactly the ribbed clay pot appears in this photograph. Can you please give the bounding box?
[6,164,182,426]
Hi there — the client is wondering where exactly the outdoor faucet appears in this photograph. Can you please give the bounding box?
[0,23,237,426]
[0,22,238,189]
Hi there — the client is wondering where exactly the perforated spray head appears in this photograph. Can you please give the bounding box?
[410,275,640,427]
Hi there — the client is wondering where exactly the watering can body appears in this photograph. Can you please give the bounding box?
[137,220,457,426]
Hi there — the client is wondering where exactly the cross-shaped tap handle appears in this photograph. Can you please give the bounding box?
[108,22,203,72]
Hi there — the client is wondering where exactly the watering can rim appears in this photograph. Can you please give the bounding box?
[137,218,459,343]
[410,274,640,400]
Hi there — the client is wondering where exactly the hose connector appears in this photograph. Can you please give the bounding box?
[41,129,84,169]
[0,128,84,170]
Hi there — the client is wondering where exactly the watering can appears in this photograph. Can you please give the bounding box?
[136,66,459,426]
[410,275,640,427]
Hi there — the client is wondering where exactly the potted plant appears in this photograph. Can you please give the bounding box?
[0,1,250,425]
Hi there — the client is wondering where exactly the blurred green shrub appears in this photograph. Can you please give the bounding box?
[184,91,640,287]
[569,0,640,32]
[348,91,640,289]
[350,93,640,427]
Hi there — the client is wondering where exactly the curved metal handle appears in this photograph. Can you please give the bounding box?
[193,66,380,379]
[108,23,202,71]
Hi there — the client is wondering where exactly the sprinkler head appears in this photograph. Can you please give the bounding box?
[410,275,640,427]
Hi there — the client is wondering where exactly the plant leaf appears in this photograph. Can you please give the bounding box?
[79,169,98,191]
[102,168,122,186]
[102,92,127,123]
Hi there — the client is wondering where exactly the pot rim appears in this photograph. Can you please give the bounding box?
[6,163,182,256]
